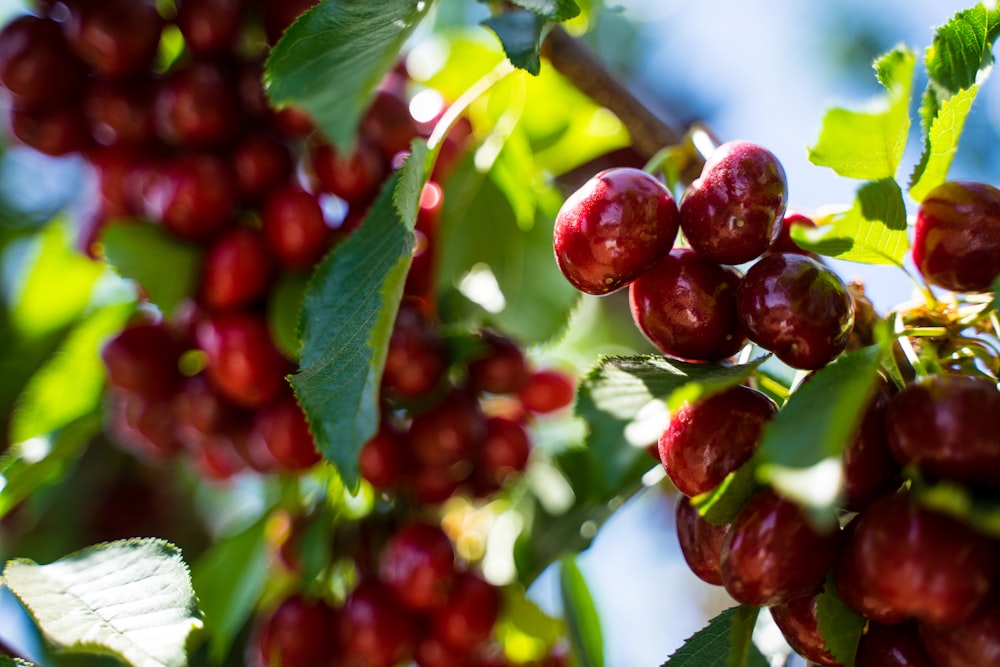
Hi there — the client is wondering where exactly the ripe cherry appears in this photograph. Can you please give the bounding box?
[200,226,275,310]
[361,89,421,161]
[629,248,746,362]
[407,389,486,467]
[517,369,575,415]
[840,374,901,511]
[476,416,531,489]
[359,425,408,491]
[8,103,90,156]
[0,15,86,110]
[680,140,787,265]
[249,392,321,472]
[339,581,417,667]
[62,0,164,79]
[232,133,294,201]
[770,587,842,666]
[261,186,333,270]
[142,153,239,241]
[311,139,387,205]
[553,167,680,295]
[674,495,729,586]
[432,572,500,651]
[382,301,448,400]
[107,389,183,461]
[196,312,290,408]
[913,180,1000,293]
[261,0,320,45]
[155,62,243,147]
[379,521,456,612]
[855,622,937,667]
[254,594,338,667]
[659,385,777,497]
[468,330,529,395]
[102,322,185,400]
[919,587,1000,667]
[737,252,855,370]
[175,0,244,56]
[84,79,158,148]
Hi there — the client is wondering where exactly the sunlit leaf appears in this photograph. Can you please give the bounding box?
[559,556,603,667]
[509,0,580,21]
[692,464,761,527]
[908,85,978,201]
[496,584,566,662]
[910,474,1000,538]
[661,606,766,667]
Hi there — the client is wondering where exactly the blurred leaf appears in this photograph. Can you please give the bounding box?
[9,301,133,445]
[102,223,201,317]
[0,659,35,666]
[509,0,580,21]
[497,584,566,662]
[815,581,864,667]
[576,355,766,496]
[908,85,978,201]
[191,516,270,663]
[909,474,1000,538]
[559,556,603,667]
[692,464,761,527]
[808,47,914,180]
[482,10,545,75]
[10,221,104,337]
[292,150,427,492]
[790,179,908,266]
[265,0,432,150]
[662,606,766,667]
[268,273,308,360]
[756,345,885,517]
[1,539,202,667]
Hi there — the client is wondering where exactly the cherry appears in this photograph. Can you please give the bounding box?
[84,78,158,148]
[855,622,937,667]
[62,0,164,79]
[413,634,471,667]
[658,385,777,497]
[261,185,333,270]
[405,181,443,302]
[919,587,1000,667]
[719,488,838,606]
[379,521,456,612]
[102,322,185,399]
[173,374,247,446]
[261,0,320,45]
[767,210,818,256]
[840,373,901,511]
[737,252,855,370]
[232,133,294,201]
[142,153,239,241]
[835,490,997,625]
[432,572,500,651]
[107,389,183,461]
[833,516,909,625]
[629,248,746,362]
[339,581,417,667]
[468,330,529,395]
[407,389,486,467]
[680,140,787,265]
[382,301,448,400]
[311,139,387,204]
[8,103,90,156]
[913,180,1000,293]
[553,167,680,295]
[674,495,729,586]
[195,312,290,408]
[249,392,321,472]
[885,373,1000,489]
[360,424,409,491]
[360,89,421,161]
[187,431,251,480]
[517,369,575,415]
[0,15,86,110]
[269,105,315,138]
[255,594,337,667]
[200,226,275,310]
[476,416,531,489]
[175,0,245,56]
[155,61,243,147]
[770,586,842,666]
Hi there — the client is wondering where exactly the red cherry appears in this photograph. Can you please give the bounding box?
[200,226,275,310]
[175,0,245,56]
[232,133,294,200]
[261,0,320,45]
[102,322,185,400]
[919,587,1000,667]
[155,61,243,147]
[360,89,420,161]
[379,521,456,612]
[142,153,239,241]
[407,390,486,467]
[476,416,531,489]
[432,572,500,652]
[359,424,409,491]
[255,594,338,667]
[261,186,334,270]
[196,312,290,408]
[311,139,387,204]
[517,369,575,415]
[339,581,417,667]
[0,15,87,110]
[382,300,448,400]
[8,102,90,156]
[107,389,183,461]
[468,330,529,395]
[855,622,937,667]
[249,392,321,472]
[674,495,729,586]
[770,586,842,666]
[62,0,164,79]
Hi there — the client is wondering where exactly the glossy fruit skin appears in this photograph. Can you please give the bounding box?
[261,186,333,270]
[841,374,901,511]
[432,572,500,651]
[143,154,239,241]
[255,594,337,667]
[737,252,855,370]
[102,323,184,399]
[63,0,164,79]
[477,416,531,488]
[553,167,680,295]
[835,491,997,625]
[855,622,938,667]
[629,248,746,362]
[913,180,1000,293]
[155,62,243,147]
[885,374,1000,489]
[249,393,321,471]
[517,369,575,414]
[770,587,841,666]
[919,587,1000,667]
[196,313,289,408]
[379,521,456,612]
[200,227,275,310]
[834,516,909,625]
[680,140,787,265]
[339,581,417,667]
[659,385,777,497]
[720,489,839,606]
[674,495,729,586]
[0,16,86,110]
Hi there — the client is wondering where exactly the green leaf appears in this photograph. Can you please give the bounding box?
[756,344,885,517]
[575,355,766,496]
[790,178,908,266]
[482,10,546,75]
[496,584,566,662]
[102,222,202,317]
[0,658,35,666]
[662,606,765,667]
[924,5,1000,95]
[265,0,432,150]
[692,464,761,527]
[808,47,915,180]
[291,158,424,491]
[191,516,270,662]
[1,539,202,667]
[559,556,603,667]
[10,301,133,445]
[509,0,580,21]
[814,581,865,667]
[908,85,978,202]
[909,474,1000,538]
[268,272,308,360]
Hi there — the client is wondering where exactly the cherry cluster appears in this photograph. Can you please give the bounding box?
[553,140,855,370]
[252,519,571,667]
[362,303,576,505]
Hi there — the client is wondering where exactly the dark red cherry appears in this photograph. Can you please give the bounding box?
[232,133,294,200]
[629,247,746,362]
[835,490,997,625]
[407,389,486,467]
[468,330,529,395]
[737,252,855,370]
[476,416,531,488]
[834,516,909,625]
[432,572,500,652]
[155,61,243,147]
[659,385,777,497]
[379,521,456,612]
[255,594,337,667]
[0,15,86,110]
[855,622,938,667]
[200,226,275,310]
[142,153,239,240]
[196,312,290,408]
[359,425,409,491]
[173,374,247,446]
[404,181,443,302]
[311,139,386,204]
[107,389,183,461]
[63,0,164,79]
[84,78,157,148]
[720,489,839,606]
[680,140,787,265]
[408,463,467,506]
[413,634,471,667]
[339,581,417,667]
[841,374,901,511]
[885,374,1000,489]
[913,180,1000,293]
[248,392,321,472]
[102,322,184,399]
[175,0,245,56]
[674,495,729,586]
[919,587,1000,667]
[261,185,333,270]
[382,301,448,400]
[767,210,818,256]
[8,103,90,156]
[770,586,842,666]
[553,167,680,295]
[517,369,575,415]
[360,89,420,161]
[261,0,320,45]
